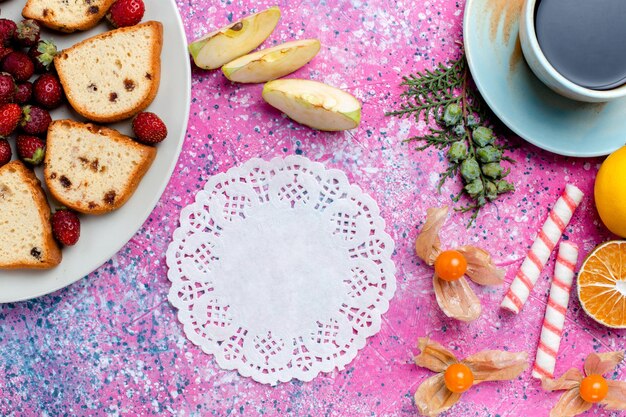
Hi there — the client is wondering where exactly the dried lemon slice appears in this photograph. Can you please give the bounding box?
[577,240,626,328]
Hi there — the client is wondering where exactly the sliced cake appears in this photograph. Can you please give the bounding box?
[44,120,156,214]
[54,21,163,123]
[22,0,116,33]
[0,161,61,269]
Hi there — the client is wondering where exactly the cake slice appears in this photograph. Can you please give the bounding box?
[22,0,116,33]
[44,120,156,214]
[54,21,163,123]
[0,161,61,269]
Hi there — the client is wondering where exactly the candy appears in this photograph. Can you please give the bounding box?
[501,184,584,314]
[532,242,578,379]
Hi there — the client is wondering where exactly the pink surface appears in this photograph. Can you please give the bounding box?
[0,0,624,416]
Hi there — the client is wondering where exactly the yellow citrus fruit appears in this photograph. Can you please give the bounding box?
[577,241,626,328]
[595,145,626,237]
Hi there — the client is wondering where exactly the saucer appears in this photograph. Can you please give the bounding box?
[464,0,626,157]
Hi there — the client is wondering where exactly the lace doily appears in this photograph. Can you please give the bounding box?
[166,156,396,385]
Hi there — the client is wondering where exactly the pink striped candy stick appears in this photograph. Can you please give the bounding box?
[532,242,578,379]
[501,184,584,314]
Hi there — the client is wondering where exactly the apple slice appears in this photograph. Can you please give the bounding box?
[188,6,281,70]
[262,79,361,131]
[222,39,321,83]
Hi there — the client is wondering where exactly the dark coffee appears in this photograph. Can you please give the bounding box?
[535,0,626,90]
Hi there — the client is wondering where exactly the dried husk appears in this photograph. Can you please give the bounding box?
[596,351,624,365]
[542,368,584,391]
[602,380,626,410]
[463,350,528,383]
[414,337,458,373]
[414,373,462,417]
[433,275,481,322]
[415,206,448,266]
[584,351,624,377]
[544,353,626,416]
[456,245,505,286]
[549,388,592,417]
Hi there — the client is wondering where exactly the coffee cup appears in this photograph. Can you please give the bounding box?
[519,0,626,103]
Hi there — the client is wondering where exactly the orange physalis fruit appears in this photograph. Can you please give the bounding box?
[577,241,626,328]
[444,363,474,393]
[434,250,468,282]
[579,374,609,403]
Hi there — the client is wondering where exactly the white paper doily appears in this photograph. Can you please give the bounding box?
[166,156,396,385]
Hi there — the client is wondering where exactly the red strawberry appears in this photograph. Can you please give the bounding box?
[0,72,15,105]
[33,73,63,109]
[0,103,21,137]
[28,40,57,73]
[14,19,40,48]
[15,82,32,104]
[106,0,145,28]
[16,134,45,165]
[0,138,11,167]
[0,19,17,47]
[132,112,168,145]
[1,51,34,83]
[51,209,80,246]
[0,45,12,61]
[20,105,51,135]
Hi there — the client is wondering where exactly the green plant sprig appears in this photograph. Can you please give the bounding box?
[386,54,515,226]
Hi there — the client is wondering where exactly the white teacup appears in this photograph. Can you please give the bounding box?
[519,0,626,102]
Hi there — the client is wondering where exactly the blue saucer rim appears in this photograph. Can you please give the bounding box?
[463,0,617,158]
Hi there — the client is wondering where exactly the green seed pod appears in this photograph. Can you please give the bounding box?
[460,158,481,182]
[472,126,495,147]
[476,146,502,163]
[448,141,468,162]
[453,124,466,137]
[482,162,504,179]
[443,103,462,126]
[485,181,498,201]
[496,180,515,193]
[465,179,484,197]
[467,115,478,128]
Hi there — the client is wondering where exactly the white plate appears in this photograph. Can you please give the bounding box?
[0,0,191,302]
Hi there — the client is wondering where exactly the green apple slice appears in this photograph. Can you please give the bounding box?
[188,6,281,70]
[262,79,361,131]
[222,39,321,83]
